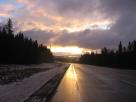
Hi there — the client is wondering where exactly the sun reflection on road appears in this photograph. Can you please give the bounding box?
[51,64,81,102]
[66,65,77,81]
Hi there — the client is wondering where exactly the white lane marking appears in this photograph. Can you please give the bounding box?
[121,80,136,87]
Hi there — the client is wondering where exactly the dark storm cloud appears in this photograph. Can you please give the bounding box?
[44,0,136,48]
[99,0,136,44]
[23,0,136,49]
[30,0,136,48]
[35,0,101,19]
[24,29,55,44]
[52,29,119,49]
[51,0,98,16]
[1,0,136,49]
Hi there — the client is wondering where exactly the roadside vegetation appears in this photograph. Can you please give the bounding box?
[79,41,136,69]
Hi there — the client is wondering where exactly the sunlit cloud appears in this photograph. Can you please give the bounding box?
[0,0,136,55]
[13,0,114,32]
[0,13,10,17]
[0,4,16,18]
[0,0,114,33]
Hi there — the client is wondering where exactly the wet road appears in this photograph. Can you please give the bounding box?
[51,64,136,102]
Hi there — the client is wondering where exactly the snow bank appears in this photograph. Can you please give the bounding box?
[0,63,67,102]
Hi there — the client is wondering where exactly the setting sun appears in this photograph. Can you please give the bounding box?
[48,46,92,56]
[50,46,83,55]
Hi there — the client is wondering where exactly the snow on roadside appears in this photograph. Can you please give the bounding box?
[0,62,63,70]
[0,63,68,102]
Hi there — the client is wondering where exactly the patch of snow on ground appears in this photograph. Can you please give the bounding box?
[0,63,67,102]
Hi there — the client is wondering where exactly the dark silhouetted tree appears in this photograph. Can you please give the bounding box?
[0,19,54,64]
[118,41,123,54]
[79,41,136,69]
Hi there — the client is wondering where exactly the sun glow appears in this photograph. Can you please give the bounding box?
[48,46,92,56]
[50,46,83,55]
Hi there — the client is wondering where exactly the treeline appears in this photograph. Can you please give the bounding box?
[0,19,54,64]
[79,41,136,69]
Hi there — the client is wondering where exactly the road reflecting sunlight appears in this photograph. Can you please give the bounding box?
[51,64,81,102]
[66,65,77,81]
[51,64,136,102]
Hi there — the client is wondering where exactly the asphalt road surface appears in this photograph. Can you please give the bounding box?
[51,64,136,102]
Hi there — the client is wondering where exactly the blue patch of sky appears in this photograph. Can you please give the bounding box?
[0,0,15,4]
[0,0,24,19]
[0,0,24,9]
[16,3,24,9]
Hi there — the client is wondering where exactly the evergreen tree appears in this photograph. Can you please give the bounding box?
[5,18,13,35]
[0,19,54,64]
[79,41,136,69]
[118,41,123,54]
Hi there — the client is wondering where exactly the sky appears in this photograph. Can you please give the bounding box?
[0,0,136,55]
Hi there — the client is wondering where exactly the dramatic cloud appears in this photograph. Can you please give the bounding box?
[100,0,136,45]
[24,29,56,44]
[0,0,136,49]
[43,29,119,49]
